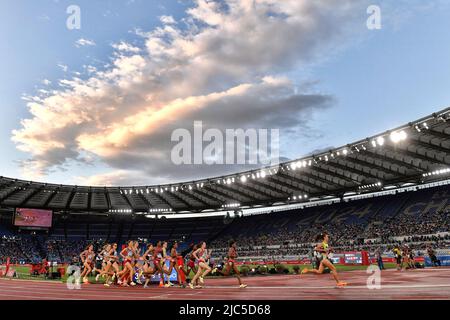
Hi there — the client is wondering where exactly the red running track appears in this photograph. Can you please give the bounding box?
[0,268,449,300]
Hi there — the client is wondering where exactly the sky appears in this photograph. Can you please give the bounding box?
[1,0,450,187]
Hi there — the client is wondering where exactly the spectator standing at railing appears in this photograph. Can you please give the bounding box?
[375,248,384,270]
[427,245,441,267]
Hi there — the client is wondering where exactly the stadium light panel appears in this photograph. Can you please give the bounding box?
[240,175,247,183]
[390,130,407,143]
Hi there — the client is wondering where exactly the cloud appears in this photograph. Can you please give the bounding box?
[111,41,140,53]
[75,38,96,48]
[75,170,154,187]
[13,0,366,185]
[160,15,176,24]
[57,63,68,72]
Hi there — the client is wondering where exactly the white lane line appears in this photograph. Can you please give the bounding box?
[0,292,84,300]
[203,284,450,290]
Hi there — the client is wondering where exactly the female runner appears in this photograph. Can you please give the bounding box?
[99,243,118,287]
[153,241,167,287]
[95,244,112,282]
[80,244,95,284]
[301,232,347,287]
[172,242,187,288]
[142,243,157,288]
[161,241,175,287]
[118,240,137,286]
[185,244,198,285]
[189,241,212,289]
[214,240,247,288]
[109,243,120,283]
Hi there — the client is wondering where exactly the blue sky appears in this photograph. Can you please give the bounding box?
[1,0,450,186]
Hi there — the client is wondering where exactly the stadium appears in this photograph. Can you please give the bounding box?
[1,108,449,300]
[2,1,450,308]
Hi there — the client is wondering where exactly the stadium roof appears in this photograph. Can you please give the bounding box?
[1,107,450,215]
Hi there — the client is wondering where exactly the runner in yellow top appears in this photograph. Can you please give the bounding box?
[301,232,347,287]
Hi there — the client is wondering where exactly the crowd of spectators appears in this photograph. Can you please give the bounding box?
[0,209,448,264]
[210,209,450,259]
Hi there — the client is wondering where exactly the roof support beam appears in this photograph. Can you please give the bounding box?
[225,182,272,200]
[298,170,346,188]
[360,148,425,173]
[277,171,329,193]
[344,155,401,177]
[383,144,449,166]
[324,161,381,180]
[311,165,361,185]
[248,179,291,198]
[271,173,318,194]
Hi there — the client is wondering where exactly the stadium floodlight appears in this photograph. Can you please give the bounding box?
[260,170,266,178]
[377,136,385,146]
[290,163,297,170]
[240,175,247,183]
[423,122,429,129]
[390,130,407,143]
[342,149,348,156]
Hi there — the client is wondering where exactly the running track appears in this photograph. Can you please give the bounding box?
[0,268,449,300]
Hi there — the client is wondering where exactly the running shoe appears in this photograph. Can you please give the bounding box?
[95,274,100,282]
[336,282,348,287]
[130,282,136,286]
[104,283,110,287]
[189,283,195,289]
[301,268,308,274]
[239,284,248,288]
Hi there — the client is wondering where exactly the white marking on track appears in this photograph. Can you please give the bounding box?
[204,284,450,290]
